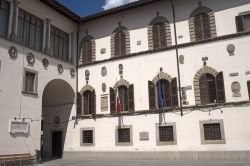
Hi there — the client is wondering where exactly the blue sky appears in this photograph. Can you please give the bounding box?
[57,0,138,17]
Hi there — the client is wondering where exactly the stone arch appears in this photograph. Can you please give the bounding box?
[152,71,173,84]
[80,84,95,93]
[148,16,172,50]
[113,78,131,89]
[79,35,96,65]
[111,26,130,57]
[188,6,217,42]
[193,66,218,105]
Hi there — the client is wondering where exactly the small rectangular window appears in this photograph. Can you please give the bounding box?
[118,128,130,143]
[159,126,174,142]
[115,125,133,146]
[156,123,177,145]
[200,120,225,144]
[80,128,95,146]
[23,69,37,94]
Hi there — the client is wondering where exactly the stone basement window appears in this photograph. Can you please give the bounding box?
[156,123,177,146]
[115,125,133,146]
[23,68,38,95]
[80,128,95,146]
[200,120,226,144]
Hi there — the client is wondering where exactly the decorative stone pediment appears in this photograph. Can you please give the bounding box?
[152,72,173,84]
[113,79,130,89]
[80,84,95,93]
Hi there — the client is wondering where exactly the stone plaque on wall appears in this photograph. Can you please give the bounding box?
[101,96,108,112]
[139,132,149,141]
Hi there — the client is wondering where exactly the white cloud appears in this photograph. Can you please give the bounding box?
[103,0,138,10]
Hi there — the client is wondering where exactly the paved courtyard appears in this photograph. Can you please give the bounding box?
[38,159,250,166]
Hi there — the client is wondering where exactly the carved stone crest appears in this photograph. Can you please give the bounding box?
[42,58,49,68]
[53,116,60,128]
[70,68,75,77]
[102,83,106,93]
[26,52,35,65]
[101,66,107,77]
[85,70,90,81]
[231,81,241,97]
[57,64,64,74]
[227,44,235,55]
[8,46,18,59]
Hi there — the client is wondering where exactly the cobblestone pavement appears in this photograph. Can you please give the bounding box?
[38,159,250,166]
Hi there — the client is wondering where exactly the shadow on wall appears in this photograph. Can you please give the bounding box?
[41,79,75,161]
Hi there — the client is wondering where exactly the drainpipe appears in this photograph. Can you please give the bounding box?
[76,22,80,116]
[169,0,183,116]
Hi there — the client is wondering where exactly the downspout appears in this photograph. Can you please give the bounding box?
[76,21,80,116]
[169,0,183,116]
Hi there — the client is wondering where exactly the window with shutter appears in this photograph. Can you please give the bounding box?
[152,22,167,49]
[79,36,95,65]
[247,81,250,100]
[110,87,116,114]
[170,78,179,107]
[118,86,128,112]
[128,84,134,112]
[83,90,95,115]
[114,30,126,56]
[215,72,225,103]
[148,81,156,110]
[158,79,171,108]
[194,13,211,41]
[199,74,217,104]
[0,0,9,38]
[236,14,250,32]
[77,92,82,116]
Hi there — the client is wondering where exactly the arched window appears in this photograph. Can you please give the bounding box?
[77,88,96,116]
[199,74,217,104]
[189,6,216,42]
[111,26,130,57]
[194,66,225,105]
[110,82,134,114]
[148,76,178,110]
[148,16,172,50]
[118,86,128,112]
[79,35,95,65]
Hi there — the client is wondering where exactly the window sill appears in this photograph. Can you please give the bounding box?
[201,139,226,145]
[80,143,95,146]
[22,91,38,96]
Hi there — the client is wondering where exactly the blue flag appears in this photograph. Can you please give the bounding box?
[157,80,164,110]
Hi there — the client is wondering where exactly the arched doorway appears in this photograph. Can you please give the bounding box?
[41,79,74,161]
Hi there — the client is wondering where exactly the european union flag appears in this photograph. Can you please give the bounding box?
[157,80,164,110]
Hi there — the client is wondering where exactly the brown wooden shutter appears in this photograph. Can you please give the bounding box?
[194,15,203,40]
[148,81,156,110]
[120,31,126,56]
[235,15,244,32]
[215,72,226,103]
[82,43,87,64]
[87,40,92,63]
[128,84,134,112]
[91,91,96,116]
[83,91,89,115]
[114,32,120,56]
[110,87,116,114]
[170,78,179,107]
[202,14,211,39]
[247,81,250,100]
[200,74,209,104]
[77,92,82,116]
[159,23,167,48]
[152,24,159,49]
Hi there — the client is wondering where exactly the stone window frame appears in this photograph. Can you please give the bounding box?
[155,122,177,146]
[188,6,217,42]
[80,127,95,146]
[22,68,38,95]
[199,119,226,144]
[111,26,130,57]
[79,35,96,65]
[115,125,133,146]
[193,66,218,105]
[148,16,172,50]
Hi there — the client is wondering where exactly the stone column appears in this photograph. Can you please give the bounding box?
[10,0,20,41]
[44,18,51,55]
